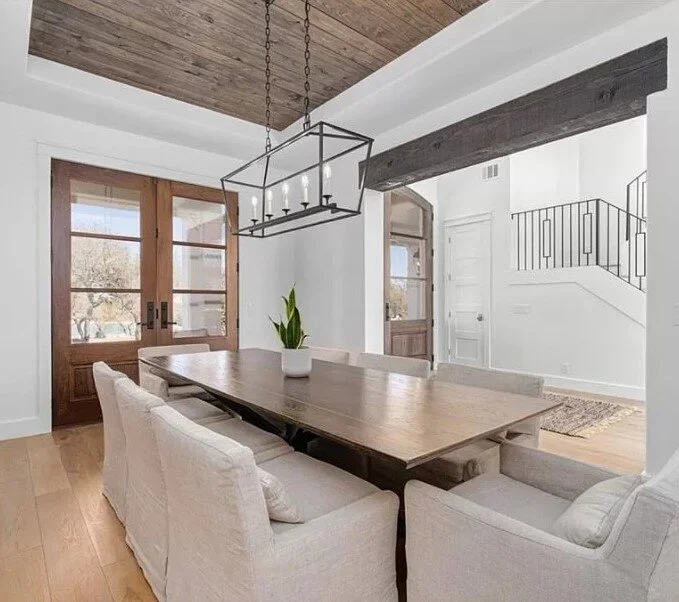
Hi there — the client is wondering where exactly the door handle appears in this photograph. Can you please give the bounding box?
[385,302,390,322]
[160,301,177,329]
[476,313,484,322]
[136,301,155,329]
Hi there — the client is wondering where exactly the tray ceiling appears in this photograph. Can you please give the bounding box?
[28,0,488,130]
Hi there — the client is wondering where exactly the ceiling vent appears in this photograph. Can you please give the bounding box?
[482,163,499,180]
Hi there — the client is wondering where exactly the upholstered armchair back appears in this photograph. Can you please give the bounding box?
[92,361,128,522]
[114,378,169,598]
[437,363,544,397]
[151,405,274,602]
[137,343,211,374]
[356,352,431,378]
[601,449,679,598]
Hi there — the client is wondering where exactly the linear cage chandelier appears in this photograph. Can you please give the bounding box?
[221,0,373,238]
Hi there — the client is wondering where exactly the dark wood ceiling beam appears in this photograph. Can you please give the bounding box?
[362,39,668,191]
[443,0,485,15]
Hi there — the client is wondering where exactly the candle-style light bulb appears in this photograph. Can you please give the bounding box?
[301,173,309,208]
[282,181,290,213]
[323,163,332,201]
[266,189,273,217]
[251,195,258,220]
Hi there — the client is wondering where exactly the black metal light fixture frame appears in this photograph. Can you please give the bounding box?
[221,121,373,238]
[220,0,373,238]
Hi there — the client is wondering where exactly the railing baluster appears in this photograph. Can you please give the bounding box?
[569,205,573,267]
[606,201,610,272]
[531,210,535,270]
[561,205,564,268]
[523,212,527,271]
[617,207,620,277]
[538,209,542,269]
[578,202,581,267]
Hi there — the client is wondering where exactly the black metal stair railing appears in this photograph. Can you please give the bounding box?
[626,170,647,241]
[511,198,646,291]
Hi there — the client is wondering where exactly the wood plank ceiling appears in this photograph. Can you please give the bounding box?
[28,0,489,129]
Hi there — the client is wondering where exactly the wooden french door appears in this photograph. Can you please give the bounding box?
[51,160,238,427]
[384,187,433,362]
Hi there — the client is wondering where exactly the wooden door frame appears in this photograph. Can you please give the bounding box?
[444,212,492,367]
[383,187,434,361]
[156,180,239,350]
[51,160,239,427]
[51,159,158,426]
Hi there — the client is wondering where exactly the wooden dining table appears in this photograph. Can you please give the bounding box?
[141,348,560,469]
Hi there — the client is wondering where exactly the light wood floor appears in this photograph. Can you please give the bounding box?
[0,423,154,602]
[0,395,645,601]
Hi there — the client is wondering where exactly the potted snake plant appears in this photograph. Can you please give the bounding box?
[270,286,311,377]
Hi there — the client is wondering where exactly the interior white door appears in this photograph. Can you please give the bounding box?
[445,218,491,367]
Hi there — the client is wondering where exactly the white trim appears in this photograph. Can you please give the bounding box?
[0,417,48,441]
[543,374,645,403]
[444,211,493,227]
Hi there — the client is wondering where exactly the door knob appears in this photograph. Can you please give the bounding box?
[476,313,484,322]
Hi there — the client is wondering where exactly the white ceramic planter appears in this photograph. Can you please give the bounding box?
[281,347,312,378]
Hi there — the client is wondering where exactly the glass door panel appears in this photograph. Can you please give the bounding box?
[157,181,238,350]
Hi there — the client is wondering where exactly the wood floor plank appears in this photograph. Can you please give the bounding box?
[0,438,30,485]
[0,547,51,602]
[103,555,156,602]
[36,489,113,602]
[0,478,41,559]
[26,434,70,497]
[56,425,132,566]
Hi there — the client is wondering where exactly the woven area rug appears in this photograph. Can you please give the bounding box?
[541,393,642,438]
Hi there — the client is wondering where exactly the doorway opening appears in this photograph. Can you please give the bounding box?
[51,160,239,426]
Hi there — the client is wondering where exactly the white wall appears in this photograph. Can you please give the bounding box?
[510,116,647,213]
[434,155,646,399]
[0,100,292,440]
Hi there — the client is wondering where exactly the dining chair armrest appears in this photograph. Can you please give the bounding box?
[500,440,621,500]
[404,480,642,601]
[273,490,399,601]
[139,371,169,400]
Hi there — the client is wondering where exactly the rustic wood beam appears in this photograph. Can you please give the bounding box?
[362,39,667,191]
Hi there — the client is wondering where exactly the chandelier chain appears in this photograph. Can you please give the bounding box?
[303,0,311,130]
[264,0,272,151]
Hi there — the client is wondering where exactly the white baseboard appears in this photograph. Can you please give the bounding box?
[0,416,51,441]
[542,374,645,402]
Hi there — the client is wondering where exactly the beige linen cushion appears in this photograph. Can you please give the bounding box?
[257,467,302,523]
[551,475,642,548]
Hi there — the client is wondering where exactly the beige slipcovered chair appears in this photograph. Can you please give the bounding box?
[419,363,545,487]
[115,378,292,600]
[437,362,544,446]
[355,352,431,378]
[406,442,679,601]
[309,346,351,364]
[138,344,212,401]
[92,361,128,523]
[151,404,399,602]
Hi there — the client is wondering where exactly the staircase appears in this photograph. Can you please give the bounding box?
[511,172,647,292]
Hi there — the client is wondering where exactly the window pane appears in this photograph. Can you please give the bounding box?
[173,293,225,338]
[71,237,140,289]
[71,292,140,343]
[71,180,140,237]
[173,245,225,291]
[173,197,225,245]
[390,194,423,237]
[389,278,426,320]
[390,236,425,278]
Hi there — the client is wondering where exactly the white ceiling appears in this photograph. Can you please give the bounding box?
[0,0,673,161]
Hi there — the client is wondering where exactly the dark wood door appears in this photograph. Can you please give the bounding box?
[51,161,239,426]
[384,188,433,362]
[52,160,158,426]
